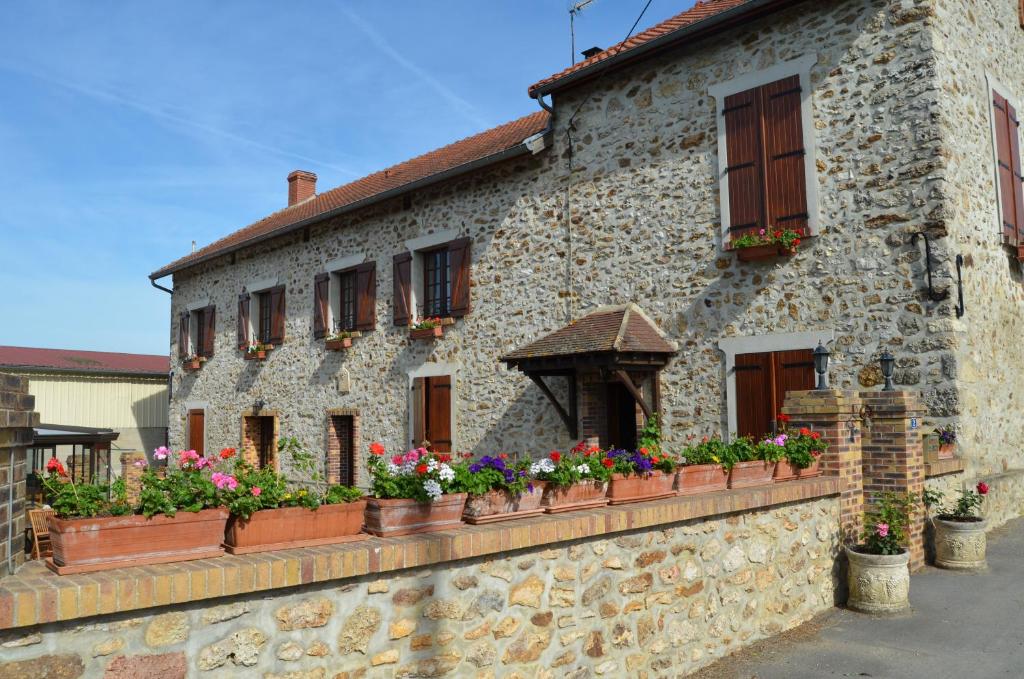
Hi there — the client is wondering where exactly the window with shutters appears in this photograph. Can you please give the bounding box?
[257,291,273,344]
[180,304,215,359]
[393,231,471,326]
[989,81,1024,251]
[710,56,819,245]
[411,375,452,452]
[312,260,376,339]
[422,247,451,317]
[733,349,815,438]
[238,283,286,349]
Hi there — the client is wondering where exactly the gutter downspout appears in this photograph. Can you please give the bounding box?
[150,277,173,295]
[150,278,173,450]
[6,450,15,574]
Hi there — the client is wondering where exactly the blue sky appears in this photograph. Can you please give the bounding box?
[0,1,689,355]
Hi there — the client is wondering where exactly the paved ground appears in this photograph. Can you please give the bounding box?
[693,517,1024,678]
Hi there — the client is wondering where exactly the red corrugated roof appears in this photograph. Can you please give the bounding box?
[528,0,757,97]
[151,111,550,279]
[0,346,169,376]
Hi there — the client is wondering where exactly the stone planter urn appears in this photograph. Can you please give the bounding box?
[933,516,988,570]
[845,545,910,614]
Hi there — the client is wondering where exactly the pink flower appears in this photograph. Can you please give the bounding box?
[773,434,788,446]
[875,522,889,538]
[153,446,169,460]
[211,472,238,491]
[759,228,766,236]
[977,482,989,495]
[251,486,262,497]
[133,459,147,468]
[195,457,212,470]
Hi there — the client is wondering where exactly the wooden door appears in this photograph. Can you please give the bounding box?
[187,409,205,456]
[735,349,814,438]
[605,381,638,450]
[425,376,452,452]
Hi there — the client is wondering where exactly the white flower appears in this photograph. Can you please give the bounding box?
[438,463,455,482]
[426,458,439,472]
[423,479,443,501]
[530,459,555,475]
[576,464,590,476]
[386,462,401,475]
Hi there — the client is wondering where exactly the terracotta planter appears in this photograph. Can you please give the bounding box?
[675,464,728,496]
[410,325,444,341]
[846,545,910,614]
[607,472,675,505]
[325,337,353,351]
[773,459,822,482]
[933,516,988,570]
[728,460,776,489]
[46,508,229,575]
[184,359,203,372]
[938,443,955,460]
[540,481,609,514]
[731,244,796,262]
[244,350,267,361]
[224,500,367,554]
[363,493,467,537]
[463,483,546,524]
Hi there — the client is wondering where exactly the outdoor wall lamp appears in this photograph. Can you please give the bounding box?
[252,398,266,415]
[879,350,895,391]
[813,342,830,391]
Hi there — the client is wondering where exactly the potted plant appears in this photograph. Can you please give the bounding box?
[244,342,272,360]
[774,427,826,481]
[724,436,777,488]
[934,425,956,459]
[183,354,206,371]
[924,482,989,570]
[409,317,444,340]
[363,443,467,536]
[44,448,230,574]
[325,330,360,351]
[458,454,544,524]
[604,448,677,505]
[532,445,612,513]
[728,226,802,262]
[221,439,366,554]
[846,491,917,614]
[676,435,729,495]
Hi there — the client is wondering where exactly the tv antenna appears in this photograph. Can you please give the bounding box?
[569,0,597,65]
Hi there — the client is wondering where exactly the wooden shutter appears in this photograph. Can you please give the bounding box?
[178,311,190,359]
[411,377,426,447]
[202,305,216,358]
[993,92,1022,246]
[313,273,330,339]
[761,76,809,234]
[237,292,250,348]
[772,349,815,418]
[448,237,472,317]
[734,352,771,438]
[425,375,452,453]
[187,410,205,456]
[355,261,377,331]
[393,252,412,326]
[723,86,765,238]
[268,285,286,345]
[1010,102,1024,246]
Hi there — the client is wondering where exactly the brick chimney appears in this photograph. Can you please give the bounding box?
[287,170,317,206]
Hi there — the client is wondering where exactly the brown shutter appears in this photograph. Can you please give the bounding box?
[723,86,765,239]
[425,375,452,453]
[772,349,815,422]
[178,311,190,359]
[237,293,250,348]
[355,262,377,331]
[393,252,412,326]
[1008,102,1024,246]
[268,285,286,345]
[187,409,205,456]
[313,273,330,339]
[411,377,426,447]
[448,237,471,317]
[734,352,771,439]
[994,93,1020,246]
[202,305,216,358]
[761,76,809,235]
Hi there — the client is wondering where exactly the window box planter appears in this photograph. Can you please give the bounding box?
[183,358,205,372]
[540,481,609,514]
[727,461,776,489]
[462,482,547,524]
[325,337,353,351]
[773,459,822,482]
[932,516,987,570]
[730,244,796,262]
[45,508,229,575]
[223,500,368,555]
[606,471,675,505]
[409,325,444,341]
[363,493,467,537]
[845,545,910,613]
[244,345,273,361]
[675,463,729,496]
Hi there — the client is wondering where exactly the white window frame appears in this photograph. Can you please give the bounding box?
[404,228,459,323]
[986,73,1020,239]
[244,276,279,345]
[407,362,458,451]
[324,254,366,333]
[709,54,820,245]
[717,329,834,440]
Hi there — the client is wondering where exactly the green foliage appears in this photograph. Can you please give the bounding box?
[755,440,786,463]
[532,449,613,488]
[926,483,988,521]
[138,465,219,518]
[637,415,662,455]
[323,485,364,504]
[41,461,133,519]
[455,455,534,497]
[366,446,461,502]
[730,226,803,251]
[680,436,728,466]
[861,491,918,555]
[718,437,758,470]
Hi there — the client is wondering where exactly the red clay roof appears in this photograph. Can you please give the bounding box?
[151,111,550,279]
[528,0,759,97]
[0,346,169,376]
[501,305,677,363]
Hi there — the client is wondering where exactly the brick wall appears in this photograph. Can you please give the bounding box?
[326,409,361,486]
[0,374,38,572]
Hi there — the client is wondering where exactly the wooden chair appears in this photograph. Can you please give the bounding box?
[28,509,55,560]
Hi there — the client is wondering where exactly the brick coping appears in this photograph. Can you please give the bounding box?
[0,477,839,631]
[925,457,964,478]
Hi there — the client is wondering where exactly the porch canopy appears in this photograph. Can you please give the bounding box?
[500,304,677,440]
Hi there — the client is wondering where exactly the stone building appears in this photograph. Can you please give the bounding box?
[150,0,1023,495]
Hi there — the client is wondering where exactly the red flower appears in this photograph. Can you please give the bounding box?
[811,450,822,458]
[499,453,509,460]
[811,432,821,440]
[219,447,236,459]
[46,458,67,477]
[652,456,660,463]
[799,427,811,436]
[415,464,428,475]
[602,458,614,468]
[639,447,649,456]
[369,442,386,456]
[438,454,452,463]
[977,482,989,495]
[549,451,561,462]
[392,455,403,465]
[778,413,791,424]
[774,230,782,239]
[793,238,801,246]
[572,441,587,453]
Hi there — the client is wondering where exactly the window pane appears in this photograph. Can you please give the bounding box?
[339,271,357,331]
[258,292,272,343]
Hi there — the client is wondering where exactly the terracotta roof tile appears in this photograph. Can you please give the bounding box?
[151,111,550,279]
[528,0,756,97]
[0,346,169,376]
[501,304,677,362]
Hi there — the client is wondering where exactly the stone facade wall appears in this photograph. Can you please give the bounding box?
[0,374,36,572]
[0,496,839,678]
[166,0,964,485]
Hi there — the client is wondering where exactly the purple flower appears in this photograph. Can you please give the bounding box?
[527,482,535,494]
[469,463,482,473]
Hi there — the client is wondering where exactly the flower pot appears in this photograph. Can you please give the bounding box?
[325,338,353,351]
[540,481,609,514]
[728,461,776,489]
[731,244,795,262]
[938,443,955,460]
[184,359,203,372]
[224,500,367,554]
[410,325,444,341]
[607,472,675,505]
[463,483,546,524]
[46,508,229,575]
[245,350,267,361]
[675,463,729,495]
[933,516,988,570]
[363,493,467,537]
[845,545,910,614]
[773,459,821,482]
